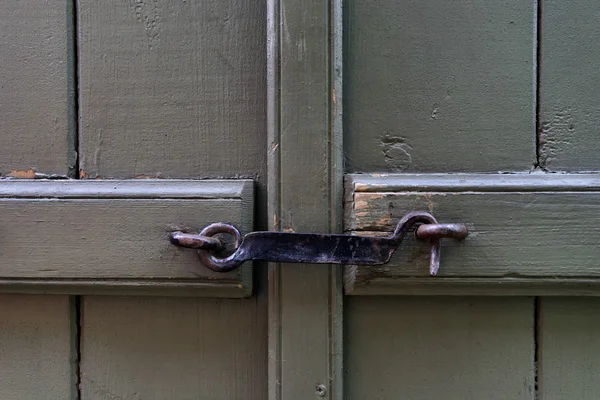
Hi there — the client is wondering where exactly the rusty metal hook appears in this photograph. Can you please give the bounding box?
[169,211,468,274]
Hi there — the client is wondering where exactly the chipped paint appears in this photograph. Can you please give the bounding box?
[8,168,36,179]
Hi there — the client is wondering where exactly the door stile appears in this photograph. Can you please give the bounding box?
[267,0,344,398]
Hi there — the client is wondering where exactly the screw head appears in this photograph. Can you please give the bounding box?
[315,384,327,397]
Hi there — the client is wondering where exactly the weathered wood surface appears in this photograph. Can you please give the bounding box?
[0,180,253,296]
[0,295,73,398]
[0,0,71,176]
[539,1,600,171]
[344,0,535,173]
[78,0,266,182]
[345,174,600,294]
[268,0,344,397]
[345,297,534,399]
[80,296,266,400]
[538,298,600,399]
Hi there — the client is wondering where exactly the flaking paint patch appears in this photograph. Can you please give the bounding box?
[132,0,162,48]
[380,134,412,171]
[7,169,36,179]
[539,107,575,168]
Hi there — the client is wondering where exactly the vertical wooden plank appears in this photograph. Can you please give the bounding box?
[346,297,535,400]
[268,0,343,398]
[77,1,268,398]
[0,0,70,176]
[77,0,266,181]
[0,295,73,398]
[80,297,266,400]
[539,1,600,171]
[344,0,535,173]
[538,298,600,399]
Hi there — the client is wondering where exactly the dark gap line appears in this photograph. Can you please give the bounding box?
[534,0,543,169]
[67,0,83,399]
[534,296,541,400]
[67,0,80,179]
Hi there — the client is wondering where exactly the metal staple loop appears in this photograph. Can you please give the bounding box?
[169,211,468,275]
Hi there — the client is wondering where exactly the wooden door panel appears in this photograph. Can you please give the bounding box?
[538,298,600,400]
[75,1,268,398]
[80,296,266,400]
[540,1,600,171]
[345,297,534,400]
[0,0,72,177]
[77,0,266,182]
[0,180,253,297]
[345,173,600,295]
[344,0,535,173]
[0,295,73,398]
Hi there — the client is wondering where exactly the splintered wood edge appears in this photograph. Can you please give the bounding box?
[343,173,600,296]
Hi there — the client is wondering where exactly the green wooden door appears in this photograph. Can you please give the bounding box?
[270,0,600,399]
[2,0,600,399]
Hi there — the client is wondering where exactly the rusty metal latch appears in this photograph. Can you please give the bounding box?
[169,211,467,275]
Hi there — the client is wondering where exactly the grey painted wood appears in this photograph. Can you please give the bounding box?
[344,0,535,173]
[267,0,344,397]
[539,298,600,399]
[539,1,600,171]
[346,296,534,400]
[77,0,266,182]
[0,0,70,176]
[80,296,266,400]
[0,180,253,296]
[345,174,600,294]
[0,295,73,398]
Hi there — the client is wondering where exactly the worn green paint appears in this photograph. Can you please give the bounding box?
[539,1,600,171]
[345,174,600,294]
[0,180,253,297]
[344,0,535,173]
[346,297,535,400]
[0,295,73,398]
[80,296,266,399]
[0,0,70,176]
[267,0,344,398]
[75,1,268,398]
[539,298,600,399]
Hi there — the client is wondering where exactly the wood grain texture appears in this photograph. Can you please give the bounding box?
[344,0,535,173]
[539,1,600,171]
[0,180,253,296]
[0,295,73,398]
[268,0,343,397]
[538,298,600,399]
[0,0,70,176]
[345,297,534,400]
[80,296,266,400]
[77,0,266,181]
[345,174,600,294]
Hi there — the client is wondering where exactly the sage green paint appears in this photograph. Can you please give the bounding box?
[77,0,266,183]
[0,180,253,296]
[0,0,70,176]
[267,0,344,397]
[344,0,535,173]
[539,1,600,171]
[346,297,535,400]
[76,1,268,398]
[80,296,266,400]
[345,174,600,294]
[539,298,600,399]
[0,295,73,398]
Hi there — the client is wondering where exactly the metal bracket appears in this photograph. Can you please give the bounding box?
[169,211,468,275]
